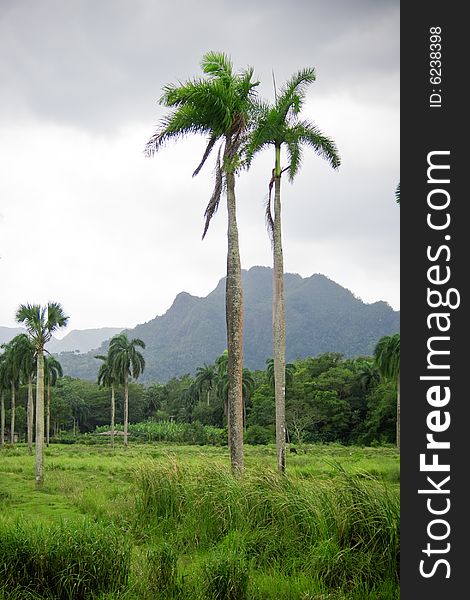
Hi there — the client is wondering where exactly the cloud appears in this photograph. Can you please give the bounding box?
[0,0,399,331]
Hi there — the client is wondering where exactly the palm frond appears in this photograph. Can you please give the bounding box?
[193,135,217,177]
[293,120,341,170]
[202,146,224,239]
[276,67,316,119]
[201,51,233,80]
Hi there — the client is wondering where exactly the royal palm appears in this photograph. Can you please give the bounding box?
[16,302,69,486]
[108,333,145,449]
[145,52,258,473]
[247,68,340,472]
[96,353,121,448]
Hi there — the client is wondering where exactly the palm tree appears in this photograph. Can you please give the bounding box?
[0,353,7,446]
[108,333,145,449]
[44,355,63,446]
[16,302,69,486]
[265,358,296,389]
[355,359,380,392]
[246,68,340,473]
[96,353,120,448]
[1,338,23,444]
[195,363,217,406]
[14,334,36,453]
[181,382,199,423]
[145,52,259,474]
[374,333,400,450]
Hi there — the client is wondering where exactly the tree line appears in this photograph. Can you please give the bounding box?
[2,335,400,452]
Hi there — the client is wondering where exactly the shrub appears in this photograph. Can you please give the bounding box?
[245,425,274,445]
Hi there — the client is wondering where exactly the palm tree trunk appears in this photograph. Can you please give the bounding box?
[124,373,129,449]
[46,382,51,447]
[225,170,244,474]
[1,392,5,446]
[111,383,115,449]
[10,382,15,444]
[396,376,400,451]
[273,162,286,474]
[27,376,34,454]
[35,351,45,487]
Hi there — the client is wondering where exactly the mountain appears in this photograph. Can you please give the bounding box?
[0,326,26,346]
[55,266,399,383]
[46,328,124,354]
[0,326,124,355]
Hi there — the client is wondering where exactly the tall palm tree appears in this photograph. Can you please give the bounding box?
[145,52,259,474]
[108,333,145,449]
[96,353,120,448]
[374,333,400,450]
[14,334,36,453]
[195,363,217,406]
[246,68,340,473]
[44,355,63,446]
[16,302,69,486]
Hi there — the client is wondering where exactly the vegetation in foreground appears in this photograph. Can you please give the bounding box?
[0,443,399,599]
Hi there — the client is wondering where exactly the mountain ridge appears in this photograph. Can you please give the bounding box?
[54,266,399,383]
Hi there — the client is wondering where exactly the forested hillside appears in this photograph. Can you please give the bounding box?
[56,267,399,383]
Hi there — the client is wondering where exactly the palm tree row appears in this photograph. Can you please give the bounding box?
[145,51,340,473]
[96,333,145,449]
[0,334,64,453]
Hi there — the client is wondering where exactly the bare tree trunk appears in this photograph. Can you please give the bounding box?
[111,383,115,449]
[46,382,51,446]
[27,376,34,454]
[1,392,5,446]
[273,165,286,474]
[396,376,400,451]
[124,373,129,449]
[35,351,45,487]
[10,382,15,444]
[225,170,244,475]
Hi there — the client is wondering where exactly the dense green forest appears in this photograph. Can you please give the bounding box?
[2,351,397,447]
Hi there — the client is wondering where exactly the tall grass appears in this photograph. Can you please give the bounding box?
[131,459,399,594]
[0,518,131,599]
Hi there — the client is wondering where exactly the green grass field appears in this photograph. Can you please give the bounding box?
[0,443,400,599]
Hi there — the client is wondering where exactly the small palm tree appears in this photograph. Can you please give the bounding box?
[16,302,69,486]
[195,363,217,406]
[374,333,400,450]
[1,337,23,444]
[355,359,380,392]
[108,333,145,449]
[145,51,259,474]
[96,353,121,448]
[0,353,8,446]
[246,68,340,472]
[14,334,36,453]
[44,355,63,446]
[265,358,296,389]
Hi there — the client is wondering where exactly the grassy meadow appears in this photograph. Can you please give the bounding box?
[0,443,399,599]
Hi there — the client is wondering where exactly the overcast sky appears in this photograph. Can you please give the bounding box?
[0,0,399,337]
